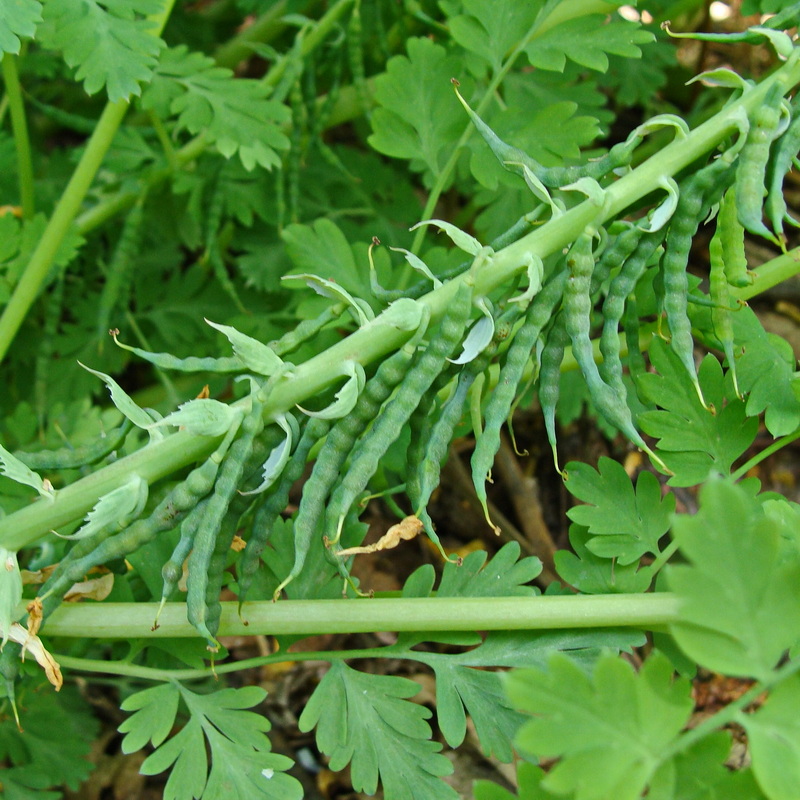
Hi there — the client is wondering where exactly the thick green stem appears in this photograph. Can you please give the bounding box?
[2,57,799,550]
[2,52,34,219]
[0,0,177,364]
[38,593,681,639]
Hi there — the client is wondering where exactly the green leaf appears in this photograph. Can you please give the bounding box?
[205,319,284,376]
[368,37,466,181]
[39,0,164,101]
[507,651,693,800]
[564,457,675,564]
[126,682,301,800]
[410,219,483,256]
[742,675,800,800]
[667,480,800,680]
[297,360,365,420]
[66,474,148,540]
[141,45,290,170]
[0,0,41,55]
[0,442,55,500]
[149,398,242,437]
[525,14,654,73]
[474,762,549,800]
[732,306,800,436]
[299,661,457,799]
[637,338,758,486]
[555,524,654,594]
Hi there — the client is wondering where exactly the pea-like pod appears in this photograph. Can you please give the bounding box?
[470,272,567,528]
[37,429,237,620]
[716,187,752,288]
[324,283,474,552]
[736,83,785,246]
[15,418,133,471]
[186,397,265,649]
[660,158,735,410]
[96,200,145,342]
[622,293,648,387]
[237,416,331,610]
[766,95,800,240]
[709,220,741,398]
[538,311,569,476]
[599,229,664,395]
[111,331,243,374]
[272,338,422,599]
[347,1,370,116]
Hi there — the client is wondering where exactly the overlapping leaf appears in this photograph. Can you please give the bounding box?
[368,37,466,181]
[39,0,164,101]
[507,652,693,800]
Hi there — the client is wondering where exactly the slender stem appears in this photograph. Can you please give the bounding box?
[2,58,799,550]
[731,244,800,300]
[213,0,292,69]
[732,427,800,480]
[0,0,177,365]
[38,593,681,639]
[648,538,681,576]
[2,53,34,218]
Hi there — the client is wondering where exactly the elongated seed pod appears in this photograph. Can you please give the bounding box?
[736,83,784,245]
[38,431,236,619]
[599,229,664,394]
[112,335,243,373]
[718,187,751,288]
[96,200,145,341]
[269,303,346,358]
[237,416,331,609]
[273,341,421,599]
[186,397,264,648]
[470,272,567,526]
[709,220,741,398]
[15,419,133,471]
[539,311,569,475]
[766,95,800,239]
[661,157,735,409]
[324,283,473,549]
[159,496,210,607]
[622,293,648,387]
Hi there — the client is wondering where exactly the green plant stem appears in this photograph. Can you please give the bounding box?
[663,656,800,760]
[2,58,799,551]
[2,52,34,219]
[213,0,293,69]
[36,593,681,640]
[732,427,800,480]
[731,244,800,300]
[0,0,177,365]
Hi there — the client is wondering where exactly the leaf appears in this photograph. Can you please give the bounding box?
[507,651,693,800]
[0,442,55,499]
[299,661,457,800]
[742,675,800,800]
[555,524,654,594]
[125,682,302,800]
[637,339,758,486]
[65,474,148,540]
[39,0,164,101]
[450,297,493,363]
[79,363,163,441]
[240,413,297,495]
[437,541,541,598]
[410,218,484,256]
[205,319,284,376]
[141,45,290,170]
[524,14,654,73]
[281,273,372,326]
[667,480,800,681]
[0,0,41,55]
[564,457,676,564]
[368,37,466,180]
[297,360,365,420]
[147,398,241,437]
[732,306,800,436]
[447,0,542,75]
[474,762,549,800]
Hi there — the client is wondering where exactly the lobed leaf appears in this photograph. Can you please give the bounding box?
[564,457,675,564]
[507,651,693,800]
[39,0,164,101]
[0,0,41,55]
[667,479,800,681]
[299,661,457,799]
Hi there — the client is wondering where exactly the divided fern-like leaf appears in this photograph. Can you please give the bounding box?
[120,682,302,800]
[38,0,164,101]
[299,661,458,800]
[141,45,291,170]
